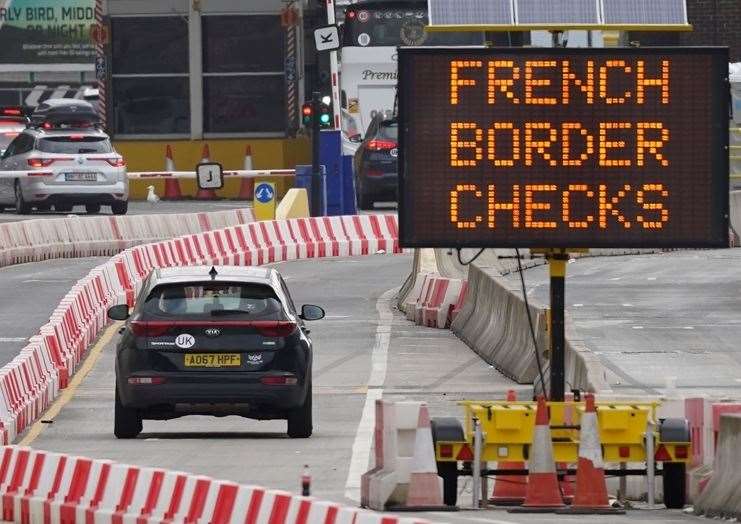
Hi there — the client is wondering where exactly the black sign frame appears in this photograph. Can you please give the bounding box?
[397,47,729,249]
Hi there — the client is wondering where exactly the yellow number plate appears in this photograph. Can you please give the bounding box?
[184,353,241,368]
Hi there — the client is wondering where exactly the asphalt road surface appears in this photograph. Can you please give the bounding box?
[522,250,741,399]
[18,254,704,523]
[0,201,253,222]
[0,257,107,367]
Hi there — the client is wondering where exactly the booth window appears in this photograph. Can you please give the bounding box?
[202,15,286,133]
[111,17,190,135]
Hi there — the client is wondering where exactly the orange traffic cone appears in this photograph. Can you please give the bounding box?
[491,390,527,506]
[509,396,565,513]
[165,144,175,171]
[404,404,446,509]
[558,394,625,514]
[243,144,254,170]
[236,145,255,200]
[163,176,182,200]
[558,393,576,503]
[196,143,218,200]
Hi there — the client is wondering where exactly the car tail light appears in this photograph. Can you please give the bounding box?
[105,157,126,167]
[260,375,298,385]
[367,139,397,151]
[28,172,53,177]
[130,321,172,337]
[254,321,297,337]
[365,168,384,177]
[42,122,53,130]
[68,134,84,140]
[1,108,22,116]
[28,157,73,167]
[128,377,166,385]
[2,132,18,139]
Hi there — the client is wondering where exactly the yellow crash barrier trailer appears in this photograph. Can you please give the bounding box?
[432,397,691,509]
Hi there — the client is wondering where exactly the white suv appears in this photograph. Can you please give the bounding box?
[0,100,128,215]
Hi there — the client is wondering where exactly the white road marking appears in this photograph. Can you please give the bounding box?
[325,315,352,319]
[344,288,395,502]
[426,514,519,524]
[0,337,26,342]
[573,303,584,307]
[683,326,695,330]
[647,277,657,280]
[622,303,633,307]
[22,279,72,283]
[632,326,644,329]
[610,277,622,281]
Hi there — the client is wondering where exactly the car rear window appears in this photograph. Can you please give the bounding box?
[37,136,113,154]
[0,131,19,150]
[141,282,286,320]
[378,121,398,140]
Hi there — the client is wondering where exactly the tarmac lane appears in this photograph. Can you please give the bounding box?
[14,253,708,523]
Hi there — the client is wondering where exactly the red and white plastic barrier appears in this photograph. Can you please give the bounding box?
[0,214,400,444]
[0,208,255,269]
[401,274,467,329]
[0,446,429,524]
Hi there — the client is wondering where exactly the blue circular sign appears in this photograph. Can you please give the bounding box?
[255,183,275,204]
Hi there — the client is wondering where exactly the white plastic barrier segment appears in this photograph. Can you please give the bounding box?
[694,414,741,518]
[0,215,401,444]
[0,446,432,524]
[0,208,255,269]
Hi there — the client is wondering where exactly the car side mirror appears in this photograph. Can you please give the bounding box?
[107,304,130,321]
[299,304,325,321]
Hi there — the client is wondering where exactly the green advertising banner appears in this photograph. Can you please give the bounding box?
[0,0,96,64]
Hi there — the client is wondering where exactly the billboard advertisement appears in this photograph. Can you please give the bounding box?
[0,0,95,64]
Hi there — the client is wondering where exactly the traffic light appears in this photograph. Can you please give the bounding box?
[301,99,333,128]
[318,103,332,128]
[302,102,313,126]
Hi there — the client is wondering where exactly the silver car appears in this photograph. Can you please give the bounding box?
[0,116,128,215]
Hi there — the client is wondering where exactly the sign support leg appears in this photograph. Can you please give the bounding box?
[548,252,569,401]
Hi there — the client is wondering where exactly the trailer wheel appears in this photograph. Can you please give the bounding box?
[659,418,690,509]
[431,417,464,507]
[662,462,686,509]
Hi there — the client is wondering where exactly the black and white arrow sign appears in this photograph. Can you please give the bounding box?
[314,25,340,52]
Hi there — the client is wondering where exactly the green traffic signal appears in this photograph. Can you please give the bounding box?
[319,113,331,125]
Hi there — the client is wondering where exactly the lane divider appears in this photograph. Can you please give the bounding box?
[0,208,255,269]
[0,214,401,447]
[0,446,430,524]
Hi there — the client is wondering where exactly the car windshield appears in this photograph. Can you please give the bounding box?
[37,136,113,154]
[141,282,286,320]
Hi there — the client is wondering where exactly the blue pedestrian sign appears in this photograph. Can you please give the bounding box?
[255,183,275,203]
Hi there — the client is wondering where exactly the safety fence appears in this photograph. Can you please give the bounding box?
[0,445,428,524]
[0,214,401,446]
[0,208,255,268]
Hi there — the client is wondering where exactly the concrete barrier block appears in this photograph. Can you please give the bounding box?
[276,188,310,219]
[695,414,741,518]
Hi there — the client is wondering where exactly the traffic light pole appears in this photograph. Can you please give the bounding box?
[310,91,322,217]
